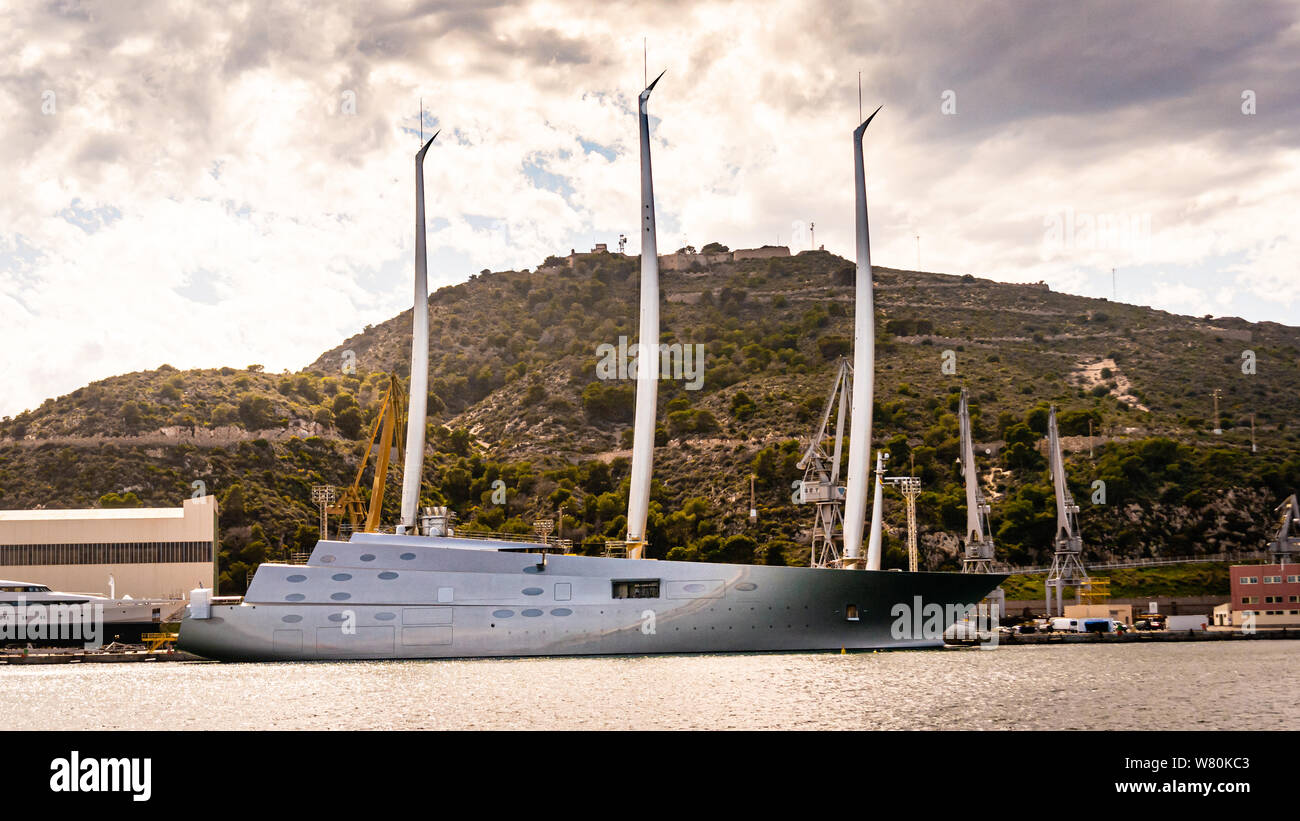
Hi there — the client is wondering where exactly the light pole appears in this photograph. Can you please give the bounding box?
[311,485,336,540]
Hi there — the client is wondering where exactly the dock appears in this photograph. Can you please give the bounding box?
[2,648,205,665]
[983,628,1295,646]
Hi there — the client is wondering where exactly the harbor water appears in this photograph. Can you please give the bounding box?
[3,640,1296,730]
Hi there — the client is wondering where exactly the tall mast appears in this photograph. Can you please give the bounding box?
[398,131,438,534]
[625,69,665,558]
[841,103,882,565]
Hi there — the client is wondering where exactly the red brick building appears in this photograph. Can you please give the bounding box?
[1229,563,1300,627]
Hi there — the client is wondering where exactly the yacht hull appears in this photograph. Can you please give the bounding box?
[179,535,1004,662]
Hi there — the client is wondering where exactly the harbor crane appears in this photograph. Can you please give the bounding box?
[329,374,407,534]
[958,389,995,572]
[798,357,852,568]
[1267,494,1300,563]
[1045,405,1090,616]
[957,388,1003,619]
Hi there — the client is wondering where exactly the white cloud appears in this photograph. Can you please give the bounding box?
[1,0,1298,418]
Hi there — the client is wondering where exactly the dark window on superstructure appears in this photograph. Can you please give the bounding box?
[845,604,860,621]
[612,580,660,599]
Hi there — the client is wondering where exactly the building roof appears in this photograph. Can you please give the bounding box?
[0,496,214,523]
[0,507,186,521]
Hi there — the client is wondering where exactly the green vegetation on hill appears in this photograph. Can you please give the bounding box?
[1002,563,1231,600]
[1,248,1298,593]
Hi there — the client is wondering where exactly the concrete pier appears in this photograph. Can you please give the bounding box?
[2,649,204,664]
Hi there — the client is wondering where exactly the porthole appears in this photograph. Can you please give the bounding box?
[400,552,416,561]
[281,615,302,623]
[284,593,306,602]
[330,592,351,601]
[521,609,543,617]
[332,573,352,582]
[374,612,396,621]
[522,587,544,596]
[493,609,515,618]
[286,574,307,583]
[378,572,399,580]
[359,554,376,562]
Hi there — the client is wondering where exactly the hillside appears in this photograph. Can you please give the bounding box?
[2,247,1298,592]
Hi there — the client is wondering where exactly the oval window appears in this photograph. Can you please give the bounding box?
[328,613,349,622]
[284,593,306,602]
[521,609,543,617]
[492,609,515,618]
[281,614,303,623]
[374,612,396,621]
[735,582,758,592]
[378,572,398,580]
[359,554,376,562]
[330,592,351,601]
[400,553,416,561]
[684,583,706,592]
[286,575,307,583]
[522,587,544,596]
[551,608,573,617]
[332,573,352,582]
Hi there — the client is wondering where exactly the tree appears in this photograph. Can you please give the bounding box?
[1025,406,1050,434]
[121,401,143,431]
[448,428,472,456]
[221,483,247,526]
[817,336,851,360]
[730,391,757,422]
[99,491,143,508]
[238,393,275,429]
[335,407,363,438]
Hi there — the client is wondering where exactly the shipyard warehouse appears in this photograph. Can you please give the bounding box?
[0,496,217,599]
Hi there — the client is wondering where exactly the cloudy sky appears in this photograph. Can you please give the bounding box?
[2,0,1297,418]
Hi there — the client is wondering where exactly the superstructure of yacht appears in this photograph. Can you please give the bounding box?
[177,78,1004,662]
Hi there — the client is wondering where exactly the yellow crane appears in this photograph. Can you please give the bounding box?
[329,375,407,533]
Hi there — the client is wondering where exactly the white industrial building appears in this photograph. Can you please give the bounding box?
[0,496,218,600]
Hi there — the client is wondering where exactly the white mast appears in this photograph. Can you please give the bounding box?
[866,450,885,569]
[398,131,438,534]
[625,70,665,559]
[841,103,882,566]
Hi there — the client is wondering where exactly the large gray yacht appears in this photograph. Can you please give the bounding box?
[178,79,1004,662]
